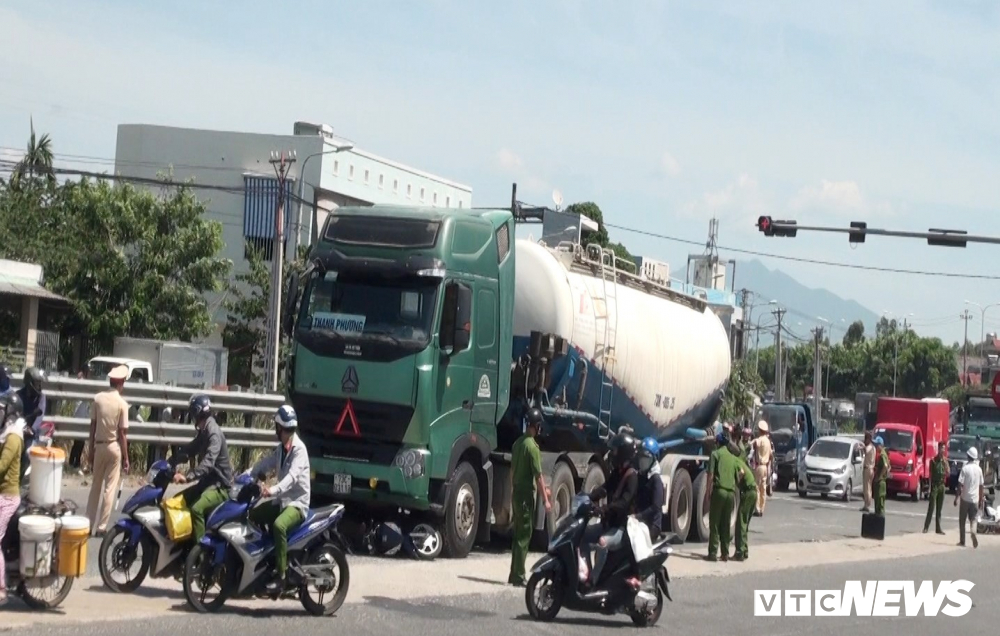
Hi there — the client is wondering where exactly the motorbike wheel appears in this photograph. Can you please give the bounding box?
[629,582,664,627]
[525,570,563,622]
[410,523,442,561]
[183,543,231,613]
[99,526,151,593]
[18,576,74,610]
[299,542,350,616]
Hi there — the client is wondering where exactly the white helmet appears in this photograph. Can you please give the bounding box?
[967,446,979,461]
[274,405,298,429]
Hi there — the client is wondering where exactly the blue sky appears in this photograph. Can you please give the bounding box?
[2,0,999,343]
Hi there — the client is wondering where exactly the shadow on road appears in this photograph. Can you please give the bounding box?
[511,612,633,629]
[83,582,186,600]
[364,596,495,619]
[457,575,509,587]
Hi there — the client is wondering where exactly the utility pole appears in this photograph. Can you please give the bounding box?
[772,307,786,401]
[961,309,973,386]
[264,150,297,393]
[739,289,751,360]
[813,327,824,419]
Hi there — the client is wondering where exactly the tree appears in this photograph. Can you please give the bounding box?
[563,201,636,270]
[10,118,55,189]
[843,320,865,347]
[720,357,764,423]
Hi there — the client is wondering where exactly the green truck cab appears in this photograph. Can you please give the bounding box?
[284,205,515,558]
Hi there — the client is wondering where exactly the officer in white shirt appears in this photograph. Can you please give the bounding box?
[954,445,984,548]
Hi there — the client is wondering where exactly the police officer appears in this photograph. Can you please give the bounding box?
[706,431,740,561]
[733,449,757,561]
[924,443,947,535]
[873,436,889,517]
[508,407,551,587]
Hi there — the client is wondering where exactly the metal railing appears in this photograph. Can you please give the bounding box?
[8,373,285,448]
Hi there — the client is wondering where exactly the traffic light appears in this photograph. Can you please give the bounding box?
[849,221,866,244]
[757,216,797,237]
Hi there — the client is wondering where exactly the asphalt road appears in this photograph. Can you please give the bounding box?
[60,482,969,579]
[14,539,999,636]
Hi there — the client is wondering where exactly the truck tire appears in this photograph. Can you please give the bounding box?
[690,471,710,542]
[668,469,693,540]
[442,462,480,558]
[534,463,576,551]
[582,463,605,502]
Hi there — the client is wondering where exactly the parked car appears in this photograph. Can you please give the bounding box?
[797,436,865,502]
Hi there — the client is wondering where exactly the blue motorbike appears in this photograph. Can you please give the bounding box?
[98,458,226,593]
[182,478,350,616]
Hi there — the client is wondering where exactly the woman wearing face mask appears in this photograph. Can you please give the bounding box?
[0,392,26,605]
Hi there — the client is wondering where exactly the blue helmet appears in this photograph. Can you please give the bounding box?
[715,432,727,446]
[274,404,298,429]
[642,437,659,457]
[874,436,884,446]
[188,394,211,421]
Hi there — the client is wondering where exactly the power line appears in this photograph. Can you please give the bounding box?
[604,222,1000,281]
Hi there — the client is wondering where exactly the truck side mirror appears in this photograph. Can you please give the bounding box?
[283,274,300,337]
[440,282,472,355]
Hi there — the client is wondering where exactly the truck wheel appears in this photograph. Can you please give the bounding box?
[442,462,480,558]
[535,463,576,550]
[690,471,710,542]
[912,482,921,502]
[668,470,692,540]
[582,463,605,503]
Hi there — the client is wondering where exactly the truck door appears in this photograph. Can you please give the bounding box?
[439,280,476,427]
[470,283,500,426]
[915,431,925,479]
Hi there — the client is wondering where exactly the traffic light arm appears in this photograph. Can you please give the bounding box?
[755,217,1000,247]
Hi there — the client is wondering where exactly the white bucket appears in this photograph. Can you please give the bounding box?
[28,446,66,507]
[19,515,56,578]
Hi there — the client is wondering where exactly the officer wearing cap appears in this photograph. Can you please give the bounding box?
[706,430,740,561]
[873,436,889,517]
[86,365,131,536]
[508,407,551,586]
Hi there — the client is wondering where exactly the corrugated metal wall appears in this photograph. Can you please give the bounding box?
[243,176,295,261]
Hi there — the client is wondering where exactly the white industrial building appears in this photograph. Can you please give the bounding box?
[114,121,472,345]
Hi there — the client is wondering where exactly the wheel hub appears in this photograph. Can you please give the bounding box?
[455,485,476,539]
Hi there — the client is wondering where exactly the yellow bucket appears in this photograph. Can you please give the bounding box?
[57,516,91,578]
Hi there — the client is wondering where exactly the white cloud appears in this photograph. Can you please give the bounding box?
[494,148,551,198]
[496,148,524,172]
[660,151,681,177]
[681,173,769,231]
[790,179,893,217]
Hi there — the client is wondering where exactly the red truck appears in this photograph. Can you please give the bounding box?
[871,397,950,501]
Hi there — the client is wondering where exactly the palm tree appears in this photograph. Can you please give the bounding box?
[11,118,55,189]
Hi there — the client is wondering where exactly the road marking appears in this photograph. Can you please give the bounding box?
[768,492,962,522]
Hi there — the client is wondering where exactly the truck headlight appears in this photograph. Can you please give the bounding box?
[393,448,430,479]
[907,458,914,474]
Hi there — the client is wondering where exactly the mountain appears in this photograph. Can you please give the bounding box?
[735,259,880,340]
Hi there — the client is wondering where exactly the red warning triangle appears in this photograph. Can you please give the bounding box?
[334,399,361,437]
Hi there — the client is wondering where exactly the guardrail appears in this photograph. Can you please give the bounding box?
[8,373,285,449]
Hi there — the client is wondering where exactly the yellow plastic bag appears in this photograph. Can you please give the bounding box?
[163,494,192,542]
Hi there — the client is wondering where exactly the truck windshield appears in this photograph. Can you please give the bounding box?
[967,405,1000,424]
[808,439,851,460]
[87,360,119,381]
[874,428,913,453]
[298,272,438,349]
[950,437,978,456]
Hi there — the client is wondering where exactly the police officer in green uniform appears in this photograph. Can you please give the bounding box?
[508,408,551,587]
[733,450,757,561]
[873,436,889,517]
[924,443,947,535]
[706,431,740,561]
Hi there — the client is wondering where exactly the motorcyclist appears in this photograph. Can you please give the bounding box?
[16,367,46,477]
[584,431,639,588]
[173,395,234,542]
[0,392,25,606]
[243,405,310,595]
[635,437,664,541]
[0,365,12,397]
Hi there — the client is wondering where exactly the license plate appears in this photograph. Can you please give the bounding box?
[809,476,824,484]
[333,473,352,495]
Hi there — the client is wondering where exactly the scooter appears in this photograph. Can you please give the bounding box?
[182,477,351,616]
[370,520,443,560]
[525,494,673,627]
[98,456,225,592]
[1,427,79,609]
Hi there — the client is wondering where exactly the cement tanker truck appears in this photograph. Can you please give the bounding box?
[284,203,734,559]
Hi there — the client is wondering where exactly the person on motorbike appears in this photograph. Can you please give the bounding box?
[584,431,639,588]
[0,392,25,605]
[243,405,310,595]
[0,365,12,398]
[16,367,46,475]
[173,395,234,542]
[635,437,664,542]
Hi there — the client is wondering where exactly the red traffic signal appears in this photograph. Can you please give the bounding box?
[757,216,797,237]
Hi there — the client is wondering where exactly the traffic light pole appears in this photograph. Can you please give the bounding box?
[756,216,1000,247]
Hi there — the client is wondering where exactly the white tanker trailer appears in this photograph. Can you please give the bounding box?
[490,239,738,545]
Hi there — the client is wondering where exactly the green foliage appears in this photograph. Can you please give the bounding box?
[720,357,765,423]
[0,128,232,346]
[940,384,971,409]
[843,320,865,346]
[563,201,635,270]
[750,323,959,400]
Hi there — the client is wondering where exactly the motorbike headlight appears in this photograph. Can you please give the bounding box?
[145,467,158,484]
[393,448,430,479]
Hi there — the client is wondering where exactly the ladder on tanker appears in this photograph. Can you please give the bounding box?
[592,246,620,441]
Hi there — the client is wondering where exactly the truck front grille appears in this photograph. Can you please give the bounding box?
[293,394,414,446]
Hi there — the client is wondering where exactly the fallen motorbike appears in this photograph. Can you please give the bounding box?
[182,477,351,616]
[369,520,443,560]
[525,494,672,627]
[98,456,224,592]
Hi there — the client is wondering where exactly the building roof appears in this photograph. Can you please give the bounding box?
[0,260,67,302]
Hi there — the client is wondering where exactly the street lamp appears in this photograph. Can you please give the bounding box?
[964,300,1000,359]
[292,140,355,261]
[883,310,913,397]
